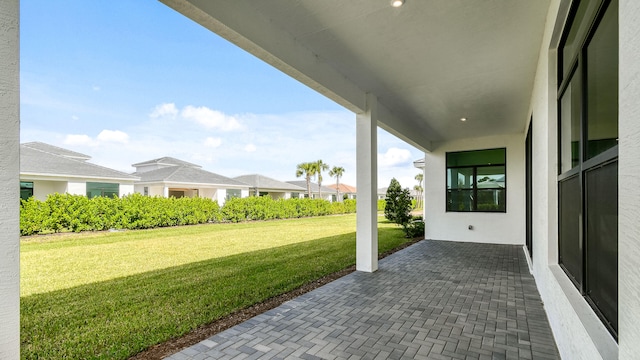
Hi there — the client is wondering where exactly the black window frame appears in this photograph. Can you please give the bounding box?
[445,148,507,213]
[557,0,618,338]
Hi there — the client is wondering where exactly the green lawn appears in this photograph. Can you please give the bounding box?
[21,214,411,359]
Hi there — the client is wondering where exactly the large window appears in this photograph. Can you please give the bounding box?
[20,181,34,201]
[226,189,241,201]
[446,148,506,212]
[557,0,618,337]
[86,182,119,199]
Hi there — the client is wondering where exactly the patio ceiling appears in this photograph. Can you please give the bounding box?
[161,0,551,152]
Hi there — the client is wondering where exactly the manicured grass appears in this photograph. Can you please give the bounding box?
[21,214,411,359]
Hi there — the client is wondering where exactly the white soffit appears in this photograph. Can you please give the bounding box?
[161,0,551,151]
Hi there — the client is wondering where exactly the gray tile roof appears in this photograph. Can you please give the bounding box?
[286,181,335,193]
[131,157,201,169]
[22,141,91,161]
[134,166,248,187]
[20,144,138,181]
[234,174,306,192]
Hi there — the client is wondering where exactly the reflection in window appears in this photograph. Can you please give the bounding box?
[20,181,34,201]
[86,182,119,199]
[446,148,506,212]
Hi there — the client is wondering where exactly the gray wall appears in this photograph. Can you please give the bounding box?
[619,0,640,358]
[0,0,20,358]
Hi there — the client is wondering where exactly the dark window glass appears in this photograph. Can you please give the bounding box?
[557,0,618,338]
[586,0,618,160]
[560,78,581,173]
[226,189,241,201]
[168,190,185,198]
[585,160,618,334]
[559,175,583,288]
[446,148,506,212]
[561,0,590,79]
[86,182,119,199]
[20,181,34,201]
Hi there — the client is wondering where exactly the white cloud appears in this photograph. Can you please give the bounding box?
[244,144,257,153]
[181,105,243,131]
[97,129,129,144]
[92,85,101,91]
[378,147,412,168]
[149,103,179,118]
[64,134,96,146]
[71,115,79,120]
[204,137,222,148]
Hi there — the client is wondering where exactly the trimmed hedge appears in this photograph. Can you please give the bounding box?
[20,193,358,236]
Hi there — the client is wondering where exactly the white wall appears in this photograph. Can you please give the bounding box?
[619,0,640,358]
[424,134,525,245]
[119,184,134,196]
[0,0,19,357]
[66,181,87,196]
[216,189,227,204]
[525,1,618,359]
[33,180,67,201]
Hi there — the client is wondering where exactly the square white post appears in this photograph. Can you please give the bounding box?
[356,94,378,272]
[0,0,21,358]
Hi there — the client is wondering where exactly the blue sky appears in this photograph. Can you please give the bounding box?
[20,0,424,189]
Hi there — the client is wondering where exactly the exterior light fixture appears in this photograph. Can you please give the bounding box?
[460,117,467,122]
[391,0,404,8]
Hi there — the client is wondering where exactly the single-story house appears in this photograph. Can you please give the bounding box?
[131,157,249,204]
[286,181,335,201]
[327,183,357,200]
[20,142,138,201]
[233,174,306,199]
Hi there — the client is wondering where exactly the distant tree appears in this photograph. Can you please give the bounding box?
[414,173,424,209]
[296,162,317,198]
[384,178,412,226]
[329,166,345,202]
[315,160,329,199]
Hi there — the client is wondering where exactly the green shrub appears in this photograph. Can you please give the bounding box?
[20,193,356,235]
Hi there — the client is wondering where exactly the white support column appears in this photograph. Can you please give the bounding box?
[163,186,169,198]
[0,0,20,358]
[356,94,378,272]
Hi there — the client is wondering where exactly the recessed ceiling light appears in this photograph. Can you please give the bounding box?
[460,117,467,122]
[391,0,404,8]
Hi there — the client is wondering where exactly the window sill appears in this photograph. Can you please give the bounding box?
[550,264,618,359]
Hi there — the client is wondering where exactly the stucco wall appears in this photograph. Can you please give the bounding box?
[525,0,618,358]
[119,184,135,196]
[33,180,67,201]
[0,0,20,357]
[619,0,640,358]
[424,134,525,245]
[66,181,87,196]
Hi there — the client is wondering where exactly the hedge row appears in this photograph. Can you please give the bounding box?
[20,193,358,236]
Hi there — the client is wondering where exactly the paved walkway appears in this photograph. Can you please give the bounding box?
[166,240,559,360]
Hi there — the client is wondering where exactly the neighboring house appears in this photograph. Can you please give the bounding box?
[327,183,356,200]
[233,174,306,199]
[131,157,249,204]
[377,187,387,200]
[19,142,138,201]
[286,181,335,201]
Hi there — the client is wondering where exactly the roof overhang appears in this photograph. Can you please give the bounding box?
[20,172,139,183]
[160,0,551,152]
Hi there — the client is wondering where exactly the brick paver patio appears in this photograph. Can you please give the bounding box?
[166,240,560,360]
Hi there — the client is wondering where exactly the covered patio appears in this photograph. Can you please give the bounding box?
[168,240,559,360]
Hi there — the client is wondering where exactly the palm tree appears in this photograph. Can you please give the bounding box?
[415,173,424,209]
[315,160,329,199]
[296,162,317,198]
[329,166,345,202]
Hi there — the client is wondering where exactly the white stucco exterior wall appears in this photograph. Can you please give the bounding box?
[216,189,227,204]
[524,1,618,359]
[32,180,67,201]
[119,184,134,196]
[424,134,525,245]
[66,181,87,196]
[619,0,640,358]
[0,0,20,357]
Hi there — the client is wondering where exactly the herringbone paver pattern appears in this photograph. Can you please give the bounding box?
[166,240,559,360]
